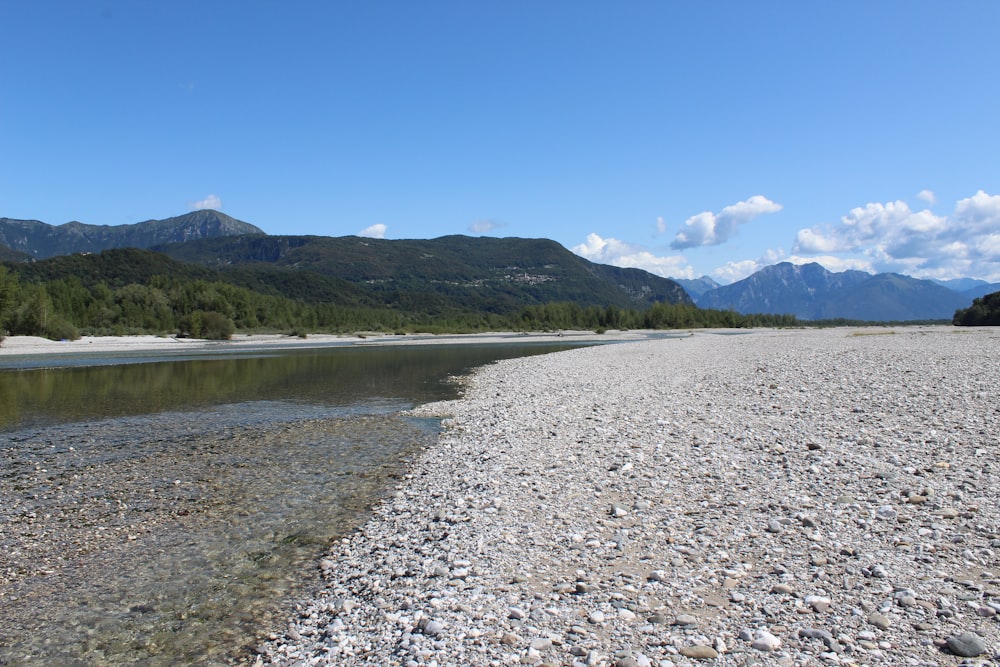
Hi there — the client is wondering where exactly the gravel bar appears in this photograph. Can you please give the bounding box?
[260,326,1000,666]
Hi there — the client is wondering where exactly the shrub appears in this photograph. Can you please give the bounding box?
[180,310,234,340]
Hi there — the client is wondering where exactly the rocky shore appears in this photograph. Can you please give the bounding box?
[260,327,1000,666]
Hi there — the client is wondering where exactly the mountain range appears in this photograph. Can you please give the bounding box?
[1,213,691,314]
[692,262,992,321]
[0,211,263,259]
[2,212,993,322]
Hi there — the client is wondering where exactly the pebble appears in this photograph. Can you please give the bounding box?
[868,613,891,630]
[679,645,719,659]
[255,328,1000,667]
[751,630,782,652]
[946,631,987,657]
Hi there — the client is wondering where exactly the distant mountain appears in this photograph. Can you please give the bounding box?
[961,283,1000,300]
[697,262,869,316]
[672,275,720,299]
[154,234,693,311]
[696,262,969,321]
[933,277,1000,300]
[0,210,264,259]
[935,277,987,292]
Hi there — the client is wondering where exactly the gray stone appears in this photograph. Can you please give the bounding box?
[946,632,987,657]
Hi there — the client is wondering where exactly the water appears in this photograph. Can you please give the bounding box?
[0,342,588,666]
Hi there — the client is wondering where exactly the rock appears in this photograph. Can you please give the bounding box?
[679,645,719,659]
[673,613,698,626]
[771,583,795,595]
[529,637,552,651]
[805,595,831,613]
[798,628,833,641]
[751,630,782,652]
[420,619,444,636]
[946,632,987,657]
[867,613,891,630]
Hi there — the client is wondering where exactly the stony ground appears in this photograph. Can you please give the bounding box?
[259,327,1000,667]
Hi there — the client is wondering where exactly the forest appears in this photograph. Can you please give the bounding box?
[0,259,799,343]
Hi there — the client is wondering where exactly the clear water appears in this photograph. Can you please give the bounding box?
[0,342,586,666]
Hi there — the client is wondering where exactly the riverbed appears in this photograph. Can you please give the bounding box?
[0,340,607,666]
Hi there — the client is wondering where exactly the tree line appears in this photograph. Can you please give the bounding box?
[0,263,804,343]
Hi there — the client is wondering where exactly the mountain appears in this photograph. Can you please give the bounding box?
[935,277,988,292]
[697,262,870,316]
[672,275,720,299]
[0,210,264,259]
[154,234,693,311]
[697,262,969,321]
[933,278,1000,300]
[961,282,1000,300]
[817,273,973,321]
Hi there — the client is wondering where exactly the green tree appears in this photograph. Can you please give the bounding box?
[0,265,17,343]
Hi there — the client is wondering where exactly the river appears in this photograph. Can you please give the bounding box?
[0,341,588,666]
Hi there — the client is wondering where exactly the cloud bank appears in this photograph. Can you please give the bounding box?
[189,194,222,211]
[358,223,387,239]
[671,195,783,249]
[793,190,1000,280]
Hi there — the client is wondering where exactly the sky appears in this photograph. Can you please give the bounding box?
[2,1,999,284]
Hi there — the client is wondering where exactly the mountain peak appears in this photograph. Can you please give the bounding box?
[0,213,264,259]
[697,262,968,320]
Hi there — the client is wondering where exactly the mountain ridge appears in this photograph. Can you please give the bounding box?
[695,262,970,321]
[0,210,264,259]
[152,233,694,310]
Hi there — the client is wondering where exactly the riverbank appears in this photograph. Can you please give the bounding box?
[0,330,660,360]
[260,326,1000,666]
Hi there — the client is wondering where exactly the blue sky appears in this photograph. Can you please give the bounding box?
[2,1,998,283]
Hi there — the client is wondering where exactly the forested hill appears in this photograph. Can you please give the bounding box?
[0,211,263,259]
[153,234,693,309]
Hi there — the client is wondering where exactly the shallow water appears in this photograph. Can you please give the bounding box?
[0,342,587,666]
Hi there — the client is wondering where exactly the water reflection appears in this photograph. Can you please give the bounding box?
[0,343,584,432]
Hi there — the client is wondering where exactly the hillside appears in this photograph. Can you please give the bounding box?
[696,262,968,321]
[153,234,693,311]
[0,211,264,259]
[954,291,1000,326]
[0,243,30,262]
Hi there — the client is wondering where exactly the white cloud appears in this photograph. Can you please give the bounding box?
[469,219,505,235]
[358,223,387,239]
[656,216,667,234]
[571,233,696,279]
[917,189,936,205]
[189,194,222,211]
[791,190,1000,281]
[671,195,782,249]
[712,259,766,284]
